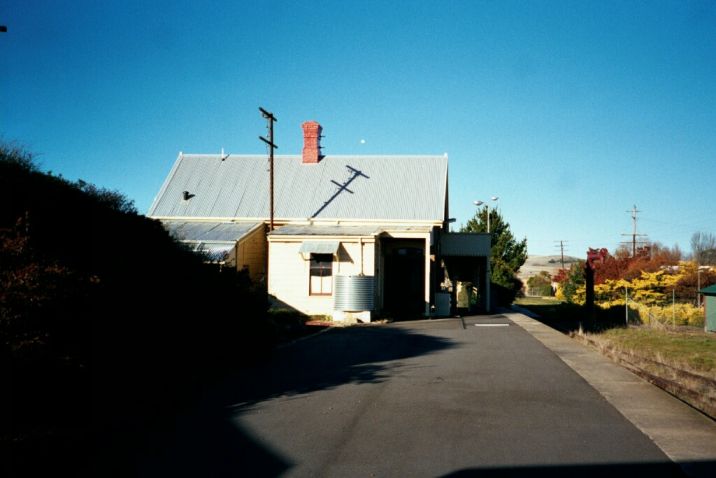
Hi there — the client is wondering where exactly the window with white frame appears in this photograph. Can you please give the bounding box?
[309,253,333,295]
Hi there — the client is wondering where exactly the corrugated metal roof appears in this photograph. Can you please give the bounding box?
[440,233,491,257]
[700,284,716,295]
[148,154,448,222]
[270,224,432,236]
[298,241,340,255]
[161,220,261,242]
[192,242,236,263]
[273,225,383,236]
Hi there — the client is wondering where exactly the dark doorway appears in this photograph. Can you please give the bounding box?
[442,256,489,315]
[383,240,425,319]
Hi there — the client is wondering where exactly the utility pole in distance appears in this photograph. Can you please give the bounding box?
[259,107,278,231]
[621,205,648,257]
[554,240,568,270]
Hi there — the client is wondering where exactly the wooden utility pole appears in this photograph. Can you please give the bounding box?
[554,240,567,270]
[259,107,278,231]
[621,205,647,257]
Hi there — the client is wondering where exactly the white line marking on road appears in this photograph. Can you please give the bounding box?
[475,324,510,327]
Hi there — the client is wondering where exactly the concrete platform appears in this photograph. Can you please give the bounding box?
[507,311,716,477]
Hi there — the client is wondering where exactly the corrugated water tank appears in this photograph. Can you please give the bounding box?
[334,275,375,311]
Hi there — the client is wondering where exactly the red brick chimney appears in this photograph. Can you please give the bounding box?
[301,121,322,164]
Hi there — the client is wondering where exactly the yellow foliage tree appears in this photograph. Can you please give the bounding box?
[595,269,682,306]
[592,262,704,327]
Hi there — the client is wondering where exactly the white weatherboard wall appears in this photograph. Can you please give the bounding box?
[336,240,375,276]
[268,238,375,317]
[236,225,266,281]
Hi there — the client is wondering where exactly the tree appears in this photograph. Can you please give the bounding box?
[75,178,137,215]
[691,232,716,265]
[595,242,682,284]
[461,206,527,304]
[674,261,716,304]
[1,142,273,475]
[526,271,553,296]
[595,248,631,283]
[552,268,568,284]
[555,260,585,303]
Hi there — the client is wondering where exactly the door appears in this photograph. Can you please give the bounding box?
[383,245,425,319]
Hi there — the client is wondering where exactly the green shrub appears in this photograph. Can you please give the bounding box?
[1,144,272,477]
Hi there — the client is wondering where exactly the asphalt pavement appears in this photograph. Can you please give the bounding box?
[133,312,716,477]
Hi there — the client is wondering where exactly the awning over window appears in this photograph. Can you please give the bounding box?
[299,241,340,258]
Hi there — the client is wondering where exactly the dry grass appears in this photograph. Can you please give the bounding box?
[588,327,716,377]
[580,327,716,418]
[514,296,562,306]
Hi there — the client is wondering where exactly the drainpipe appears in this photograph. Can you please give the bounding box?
[424,234,431,316]
[359,237,364,275]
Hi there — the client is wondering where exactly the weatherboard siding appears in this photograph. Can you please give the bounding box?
[336,240,375,277]
[268,239,376,317]
[237,224,266,281]
[268,241,331,315]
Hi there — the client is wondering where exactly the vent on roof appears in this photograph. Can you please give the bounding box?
[182,191,195,201]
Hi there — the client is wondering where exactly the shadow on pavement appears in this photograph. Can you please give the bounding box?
[127,324,456,477]
[442,460,692,477]
[224,325,456,408]
[511,302,632,334]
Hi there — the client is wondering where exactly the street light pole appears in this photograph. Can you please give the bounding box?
[698,266,702,308]
[474,200,487,232]
[473,196,499,234]
[490,196,499,233]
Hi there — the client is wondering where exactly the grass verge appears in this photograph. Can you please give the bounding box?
[587,327,716,376]
[576,329,716,418]
[515,296,562,306]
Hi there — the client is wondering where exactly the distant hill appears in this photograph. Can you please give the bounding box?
[518,254,581,283]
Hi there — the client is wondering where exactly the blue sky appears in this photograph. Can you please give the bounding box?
[2,1,715,256]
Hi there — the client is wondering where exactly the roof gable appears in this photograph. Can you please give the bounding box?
[148,154,448,223]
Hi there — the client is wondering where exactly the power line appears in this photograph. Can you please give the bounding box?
[641,215,715,236]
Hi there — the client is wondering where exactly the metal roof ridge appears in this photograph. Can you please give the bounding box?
[152,216,443,225]
[319,155,448,159]
[151,216,263,223]
[178,153,297,158]
[177,153,447,159]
